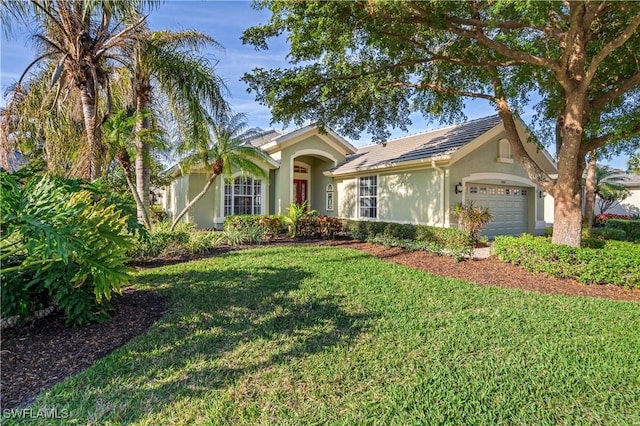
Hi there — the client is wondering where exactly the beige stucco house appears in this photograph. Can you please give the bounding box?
[163,115,557,238]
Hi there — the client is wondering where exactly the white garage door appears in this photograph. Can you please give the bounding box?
[466,184,529,238]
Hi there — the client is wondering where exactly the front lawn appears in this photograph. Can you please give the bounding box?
[9,246,640,424]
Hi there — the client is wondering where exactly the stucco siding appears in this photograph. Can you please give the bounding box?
[188,173,216,229]
[450,135,543,235]
[378,169,442,225]
[336,178,357,219]
[170,174,190,224]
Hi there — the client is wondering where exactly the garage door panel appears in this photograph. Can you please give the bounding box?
[467,184,528,237]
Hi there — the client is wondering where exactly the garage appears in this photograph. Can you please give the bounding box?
[466,184,529,237]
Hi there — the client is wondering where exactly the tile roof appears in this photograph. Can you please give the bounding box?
[330,115,502,175]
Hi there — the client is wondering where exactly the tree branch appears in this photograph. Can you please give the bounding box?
[584,13,640,87]
[383,81,495,101]
[590,71,640,113]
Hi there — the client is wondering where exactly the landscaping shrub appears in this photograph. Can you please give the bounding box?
[316,216,343,239]
[593,213,637,228]
[342,220,474,260]
[225,214,285,239]
[1,171,135,326]
[589,227,627,241]
[493,234,640,288]
[452,201,493,242]
[383,222,416,240]
[605,219,640,242]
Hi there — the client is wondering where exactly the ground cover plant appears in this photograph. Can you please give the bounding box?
[10,246,640,425]
[493,234,640,288]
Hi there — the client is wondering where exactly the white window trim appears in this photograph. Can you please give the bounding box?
[326,184,334,211]
[358,174,379,220]
[220,172,266,218]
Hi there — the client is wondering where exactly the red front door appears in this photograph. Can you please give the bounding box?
[294,179,308,205]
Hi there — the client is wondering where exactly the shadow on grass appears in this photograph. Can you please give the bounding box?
[56,259,372,422]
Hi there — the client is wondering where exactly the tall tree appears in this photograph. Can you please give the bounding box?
[3,0,155,180]
[120,28,229,225]
[170,112,269,231]
[629,152,640,175]
[242,0,640,247]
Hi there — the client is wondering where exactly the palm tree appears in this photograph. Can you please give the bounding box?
[170,113,270,231]
[4,0,154,180]
[119,28,228,226]
[103,109,152,229]
[584,164,630,220]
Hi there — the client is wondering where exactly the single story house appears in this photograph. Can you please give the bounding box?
[163,114,557,238]
[544,169,640,223]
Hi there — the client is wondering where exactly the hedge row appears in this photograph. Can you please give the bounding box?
[604,219,640,242]
[493,234,640,288]
[224,214,343,240]
[342,220,475,260]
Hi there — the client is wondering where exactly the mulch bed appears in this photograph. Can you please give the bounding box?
[1,239,638,410]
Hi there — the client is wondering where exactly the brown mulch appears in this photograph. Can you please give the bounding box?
[1,288,167,410]
[1,239,638,410]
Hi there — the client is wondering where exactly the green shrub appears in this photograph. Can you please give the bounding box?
[1,171,135,326]
[342,220,474,260]
[224,215,261,232]
[493,234,639,288]
[225,215,285,239]
[605,219,640,242]
[589,227,627,241]
[452,201,493,242]
[223,226,264,246]
[343,220,368,240]
[383,222,416,240]
[581,237,606,249]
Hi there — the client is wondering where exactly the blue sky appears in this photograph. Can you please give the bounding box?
[0,0,632,169]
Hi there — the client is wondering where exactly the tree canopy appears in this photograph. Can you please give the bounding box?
[243,0,640,246]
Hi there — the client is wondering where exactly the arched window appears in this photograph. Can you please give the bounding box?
[224,177,262,215]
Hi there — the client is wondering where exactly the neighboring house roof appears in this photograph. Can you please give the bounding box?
[605,169,640,189]
[328,115,503,175]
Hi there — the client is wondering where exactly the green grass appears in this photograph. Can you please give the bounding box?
[8,246,640,425]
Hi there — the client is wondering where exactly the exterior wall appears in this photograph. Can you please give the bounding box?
[378,168,443,225]
[450,135,545,234]
[275,135,346,214]
[188,173,217,229]
[168,174,190,225]
[333,168,445,226]
[336,177,358,219]
[596,188,640,216]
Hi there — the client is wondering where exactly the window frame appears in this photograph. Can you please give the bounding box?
[224,176,263,216]
[358,175,378,219]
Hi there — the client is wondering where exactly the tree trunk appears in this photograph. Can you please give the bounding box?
[79,83,101,180]
[583,153,597,230]
[170,172,218,231]
[135,92,151,227]
[120,160,152,230]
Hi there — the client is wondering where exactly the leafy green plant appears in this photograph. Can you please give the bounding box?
[284,201,316,237]
[589,227,627,241]
[493,234,640,288]
[452,201,493,242]
[605,219,640,242]
[1,171,135,326]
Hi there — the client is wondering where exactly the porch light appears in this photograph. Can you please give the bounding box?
[539,190,546,198]
[455,182,463,194]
